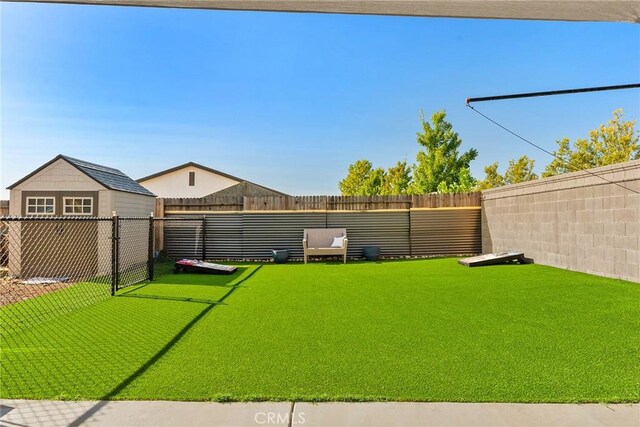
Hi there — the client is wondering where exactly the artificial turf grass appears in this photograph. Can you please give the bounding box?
[118,266,252,303]
[119,260,640,403]
[0,265,259,400]
[1,259,638,403]
[0,280,111,336]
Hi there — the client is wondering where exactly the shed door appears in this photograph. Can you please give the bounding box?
[21,221,98,279]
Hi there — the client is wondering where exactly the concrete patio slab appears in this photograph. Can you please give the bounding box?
[1,400,638,427]
[0,399,292,427]
[295,402,640,427]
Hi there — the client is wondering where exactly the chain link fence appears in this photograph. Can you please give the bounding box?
[0,216,152,336]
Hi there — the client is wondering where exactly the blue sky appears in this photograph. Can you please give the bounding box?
[1,3,639,197]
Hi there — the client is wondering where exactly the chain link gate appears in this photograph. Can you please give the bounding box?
[113,216,155,293]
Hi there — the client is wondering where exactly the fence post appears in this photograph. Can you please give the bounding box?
[111,212,119,296]
[148,214,155,281]
[202,215,207,261]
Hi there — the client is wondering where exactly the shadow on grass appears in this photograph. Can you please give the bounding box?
[67,265,261,426]
[118,294,229,305]
[0,265,260,426]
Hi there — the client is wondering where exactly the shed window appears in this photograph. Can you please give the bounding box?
[63,197,93,215]
[189,171,195,186]
[26,197,55,215]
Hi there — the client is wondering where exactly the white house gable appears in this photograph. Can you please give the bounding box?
[139,165,240,198]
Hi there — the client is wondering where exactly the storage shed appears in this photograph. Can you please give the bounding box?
[7,154,156,217]
[5,155,156,279]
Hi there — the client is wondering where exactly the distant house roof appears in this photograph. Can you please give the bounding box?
[137,162,245,183]
[205,181,288,198]
[7,155,156,197]
[137,162,286,196]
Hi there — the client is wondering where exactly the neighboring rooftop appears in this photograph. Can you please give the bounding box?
[137,162,245,184]
[205,181,288,198]
[137,162,287,197]
[7,154,156,197]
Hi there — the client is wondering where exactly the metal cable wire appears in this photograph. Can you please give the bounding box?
[466,104,640,196]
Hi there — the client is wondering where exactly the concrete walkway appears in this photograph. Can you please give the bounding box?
[1,400,638,427]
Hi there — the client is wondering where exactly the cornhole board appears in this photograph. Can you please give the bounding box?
[458,252,525,267]
[174,259,237,275]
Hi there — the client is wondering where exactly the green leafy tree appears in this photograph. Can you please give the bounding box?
[476,162,505,190]
[594,109,639,164]
[437,167,477,193]
[504,155,538,184]
[338,159,373,195]
[542,137,573,177]
[363,167,386,196]
[380,161,411,195]
[410,110,478,194]
[338,160,386,195]
[543,109,639,177]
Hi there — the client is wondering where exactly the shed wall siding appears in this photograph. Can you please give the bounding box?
[16,159,105,191]
[98,190,113,217]
[9,190,21,216]
[112,191,156,217]
[10,159,106,215]
[139,166,240,198]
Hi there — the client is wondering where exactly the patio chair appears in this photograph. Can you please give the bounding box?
[302,228,348,264]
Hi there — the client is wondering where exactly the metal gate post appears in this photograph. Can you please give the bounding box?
[148,214,155,281]
[111,212,119,296]
[202,215,207,261]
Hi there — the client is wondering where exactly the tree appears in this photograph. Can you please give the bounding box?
[475,157,538,190]
[409,110,478,194]
[504,155,538,184]
[541,137,573,177]
[338,160,386,196]
[594,109,639,164]
[363,167,386,196]
[543,109,639,177]
[476,162,505,190]
[380,161,411,195]
[437,167,477,193]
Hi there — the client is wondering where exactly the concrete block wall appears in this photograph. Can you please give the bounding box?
[482,159,640,283]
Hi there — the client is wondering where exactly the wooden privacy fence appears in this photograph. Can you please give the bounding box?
[156,193,482,260]
[0,201,9,217]
[160,193,481,213]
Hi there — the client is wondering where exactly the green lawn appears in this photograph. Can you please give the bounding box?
[1,259,639,403]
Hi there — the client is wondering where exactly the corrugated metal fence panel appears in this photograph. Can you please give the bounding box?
[162,209,482,260]
[204,214,243,259]
[163,217,203,259]
[410,208,481,256]
[242,213,326,259]
[327,211,410,257]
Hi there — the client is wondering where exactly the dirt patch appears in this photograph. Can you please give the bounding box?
[0,278,73,306]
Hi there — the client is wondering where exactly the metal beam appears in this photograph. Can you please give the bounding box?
[7,0,640,23]
[466,83,640,105]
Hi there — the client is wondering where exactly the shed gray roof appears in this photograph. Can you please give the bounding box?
[7,155,156,197]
